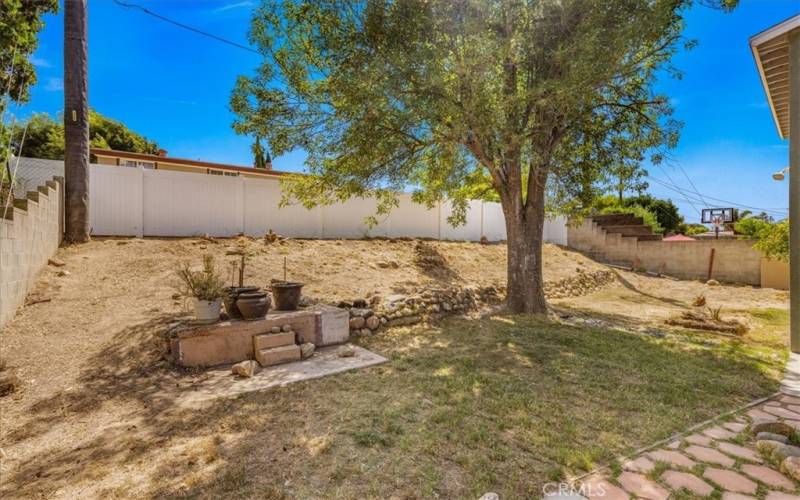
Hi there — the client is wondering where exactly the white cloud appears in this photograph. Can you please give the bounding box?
[212,1,253,13]
[30,56,50,68]
[44,77,63,91]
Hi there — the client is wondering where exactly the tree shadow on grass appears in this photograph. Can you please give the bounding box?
[413,241,461,284]
[611,270,689,308]
[2,313,783,498]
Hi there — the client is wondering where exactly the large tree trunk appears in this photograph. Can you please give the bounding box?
[500,166,548,315]
[505,211,547,314]
[64,0,90,243]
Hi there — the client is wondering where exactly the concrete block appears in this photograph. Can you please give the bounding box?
[317,306,349,345]
[255,344,301,367]
[254,331,295,350]
[173,310,317,367]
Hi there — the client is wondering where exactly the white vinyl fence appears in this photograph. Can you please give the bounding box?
[88,164,568,243]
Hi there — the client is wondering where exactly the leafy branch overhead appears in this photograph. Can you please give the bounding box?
[0,0,58,106]
[230,1,713,221]
[230,0,737,314]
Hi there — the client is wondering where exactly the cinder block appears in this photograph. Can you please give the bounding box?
[255,344,301,367]
[253,331,295,350]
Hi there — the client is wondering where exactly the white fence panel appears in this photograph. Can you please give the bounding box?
[243,178,322,238]
[142,169,242,237]
[321,196,389,238]
[440,199,482,240]
[86,165,568,243]
[89,164,143,236]
[386,194,439,239]
[544,215,568,245]
[481,202,507,241]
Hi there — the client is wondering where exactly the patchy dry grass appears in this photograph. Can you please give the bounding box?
[162,315,782,498]
[3,313,782,498]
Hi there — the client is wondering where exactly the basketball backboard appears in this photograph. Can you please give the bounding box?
[701,208,735,224]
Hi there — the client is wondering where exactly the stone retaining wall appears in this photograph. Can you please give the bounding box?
[337,272,618,336]
[0,177,62,327]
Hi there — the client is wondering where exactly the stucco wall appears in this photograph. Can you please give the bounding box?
[568,219,763,285]
[0,178,63,327]
[762,258,790,290]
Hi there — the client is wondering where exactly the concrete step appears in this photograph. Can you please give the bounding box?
[253,331,295,351]
[602,225,655,236]
[625,234,663,241]
[255,344,301,367]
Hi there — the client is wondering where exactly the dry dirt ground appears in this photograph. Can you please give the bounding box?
[0,237,789,498]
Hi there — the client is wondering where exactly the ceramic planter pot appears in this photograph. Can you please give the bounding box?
[271,281,304,311]
[236,292,270,320]
[194,298,222,324]
[223,286,261,319]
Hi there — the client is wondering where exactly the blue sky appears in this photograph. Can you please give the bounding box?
[15,0,799,223]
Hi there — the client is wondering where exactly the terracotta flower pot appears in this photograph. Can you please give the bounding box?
[223,286,260,319]
[236,292,270,320]
[194,298,222,324]
[271,281,304,311]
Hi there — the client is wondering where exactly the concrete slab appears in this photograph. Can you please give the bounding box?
[177,345,387,407]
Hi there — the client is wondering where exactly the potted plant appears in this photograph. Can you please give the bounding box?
[271,257,304,311]
[177,255,226,323]
[223,255,261,319]
[271,280,304,311]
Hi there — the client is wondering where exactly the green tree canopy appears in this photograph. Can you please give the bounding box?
[232,0,736,313]
[0,0,58,105]
[252,136,268,169]
[6,110,159,160]
[734,216,789,261]
[623,194,684,234]
[755,221,789,262]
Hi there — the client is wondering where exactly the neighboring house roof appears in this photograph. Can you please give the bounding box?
[90,148,295,178]
[7,157,67,197]
[662,234,696,242]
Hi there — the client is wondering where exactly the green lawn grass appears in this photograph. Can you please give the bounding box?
[157,314,784,499]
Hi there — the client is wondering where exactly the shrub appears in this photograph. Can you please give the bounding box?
[754,220,789,262]
[734,217,771,239]
[683,224,708,236]
[176,255,226,301]
[735,217,789,262]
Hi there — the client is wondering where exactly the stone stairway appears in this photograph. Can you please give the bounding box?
[590,213,663,242]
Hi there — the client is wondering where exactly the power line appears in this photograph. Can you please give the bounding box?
[671,160,709,207]
[653,163,703,215]
[112,0,261,55]
[646,175,789,216]
[648,176,788,215]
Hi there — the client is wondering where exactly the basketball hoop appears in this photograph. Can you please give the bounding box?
[702,208,735,240]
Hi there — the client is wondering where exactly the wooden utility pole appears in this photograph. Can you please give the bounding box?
[64,0,90,243]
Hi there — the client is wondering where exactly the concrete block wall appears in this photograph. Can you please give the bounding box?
[0,178,63,327]
[568,219,763,285]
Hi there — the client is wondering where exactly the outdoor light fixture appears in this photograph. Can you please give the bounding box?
[773,167,790,181]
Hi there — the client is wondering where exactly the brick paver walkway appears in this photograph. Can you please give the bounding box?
[579,395,800,499]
